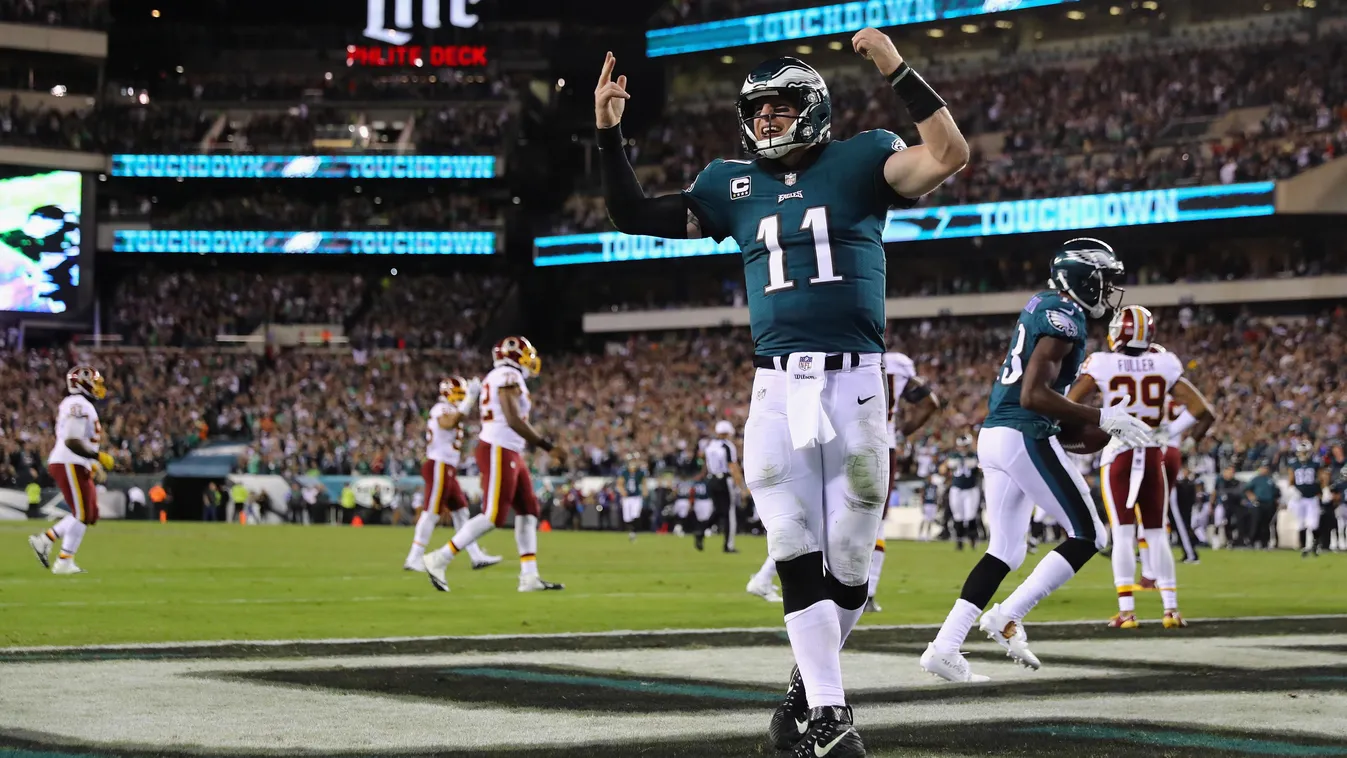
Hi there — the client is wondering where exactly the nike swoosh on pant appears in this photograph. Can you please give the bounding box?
[858,396,876,405]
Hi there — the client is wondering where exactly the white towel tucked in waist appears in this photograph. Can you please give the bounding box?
[785,352,836,450]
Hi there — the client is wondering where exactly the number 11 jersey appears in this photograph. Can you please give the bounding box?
[682,130,916,356]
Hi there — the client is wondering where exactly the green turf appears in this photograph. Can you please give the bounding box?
[0,522,1343,647]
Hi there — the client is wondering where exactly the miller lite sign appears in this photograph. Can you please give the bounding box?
[364,0,480,45]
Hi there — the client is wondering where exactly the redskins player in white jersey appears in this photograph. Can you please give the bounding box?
[423,336,564,593]
[403,376,501,572]
[28,366,116,575]
[1066,306,1214,629]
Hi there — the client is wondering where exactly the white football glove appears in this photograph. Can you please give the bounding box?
[1098,400,1152,449]
[458,377,483,415]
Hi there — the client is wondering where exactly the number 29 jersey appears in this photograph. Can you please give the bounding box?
[1079,349,1184,457]
[479,365,531,453]
[984,290,1088,440]
[682,130,916,356]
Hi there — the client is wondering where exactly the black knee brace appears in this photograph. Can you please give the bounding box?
[825,572,868,611]
[1054,537,1098,572]
[959,554,1011,609]
[776,552,829,615]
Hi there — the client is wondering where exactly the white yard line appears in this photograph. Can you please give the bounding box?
[3,613,1344,653]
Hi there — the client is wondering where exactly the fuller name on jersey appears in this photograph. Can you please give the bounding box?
[1080,349,1184,461]
[425,401,466,467]
[479,365,531,453]
[985,290,1088,439]
[49,395,101,467]
[683,130,916,356]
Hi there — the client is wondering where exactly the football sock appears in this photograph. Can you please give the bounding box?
[1111,524,1137,610]
[1138,535,1153,580]
[447,513,495,556]
[867,542,885,599]
[777,552,844,708]
[59,520,86,557]
[829,573,868,647]
[407,509,438,563]
[50,514,78,541]
[933,599,982,655]
[1001,539,1095,621]
[752,557,777,585]
[516,514,539,576]
[451,509,490,562]
[966,521,979,548]
[1145,527,1178,611]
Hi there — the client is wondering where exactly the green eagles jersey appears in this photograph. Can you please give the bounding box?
[949,454,979,488]
[1291,460,1321,497]
[692,480,710,500]
[683,130,915,356]
[984,290,1088,439]
[621,470,646,497]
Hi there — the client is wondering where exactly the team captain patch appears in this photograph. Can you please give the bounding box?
[1046,310,1079,338]
[730,176,751,200]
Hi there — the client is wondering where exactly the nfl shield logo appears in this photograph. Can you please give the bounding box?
[784,172,797,187]
[798,355,813,371]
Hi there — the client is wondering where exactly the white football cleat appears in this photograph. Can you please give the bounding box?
[28,533,53,569]
[979,603,1041,670]
[518,575,565,592]
[746,574,783,603]
[51,557,85,575]
[471,554,503,570]
[422,550,451,591]
[920,643,989,683]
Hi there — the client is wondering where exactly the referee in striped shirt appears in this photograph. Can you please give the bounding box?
[700,420,744,553]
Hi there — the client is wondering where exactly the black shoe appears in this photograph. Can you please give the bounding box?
[694,533,705,551]
[767,666,810,750]
[791,705,864,758]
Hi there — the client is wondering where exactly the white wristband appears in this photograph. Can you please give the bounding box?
[1167,409,1198,439]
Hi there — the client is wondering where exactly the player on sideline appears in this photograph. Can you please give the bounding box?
[29,366,116,575]
[618,453,647,542]
[423,337,564,593]
[1289,441,1324,557]
[865,350,940,612]
[946,433,981,551]
[404,376,501,572]
[597,26,969,756]
[920,239,1153,683]
[1066,306,1215,629]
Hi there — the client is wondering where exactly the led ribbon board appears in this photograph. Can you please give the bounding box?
[111,155,497,179]
[532,182,1277,266]
[113,230,497,255]
[646,0,1079,57]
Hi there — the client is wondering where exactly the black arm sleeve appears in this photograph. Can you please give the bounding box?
[900,377,933,403]
[597,125,693,238]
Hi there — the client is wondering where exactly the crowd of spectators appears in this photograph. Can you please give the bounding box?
[347,273,510,350]
[553,31,1347,231]
[0,100,215,153]
[146,72,515,104]
[111,189,507,231]
[107,270,366,347]
[0,347,256,484]
[0,0,108,29]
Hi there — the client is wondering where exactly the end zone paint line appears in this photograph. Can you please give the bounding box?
[3,614,1346,654]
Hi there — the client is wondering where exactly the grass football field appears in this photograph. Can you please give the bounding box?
[2,521,1343,648]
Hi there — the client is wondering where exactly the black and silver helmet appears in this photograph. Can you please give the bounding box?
[736,57,831,160]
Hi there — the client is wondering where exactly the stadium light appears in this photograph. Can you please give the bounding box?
[721,55,734,63]
[1110,5,1123,14]
[926,28,944,37]
[1067,9,1086,19]
[961,24,979,33]
[796,44,812,54]
[828,40,843,50]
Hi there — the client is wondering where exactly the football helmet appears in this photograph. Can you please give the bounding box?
[1297,440,1315,461]
[439,376,468,405]
[1048,238,1125,320]
[1149,343,1167,354]
[956,434,973,449]
[66,366,105,400]
[492,336,541,377]
[1108,305,1155,354]
[737,57,831,160]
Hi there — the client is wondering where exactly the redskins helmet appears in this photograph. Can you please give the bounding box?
[66,365,105,400]
[1108,305,1155,354]
[1149,343,1167,354]
[492,336,541,377]
[439,376,468,405]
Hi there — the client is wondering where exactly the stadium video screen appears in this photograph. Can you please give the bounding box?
[0,165,86,315]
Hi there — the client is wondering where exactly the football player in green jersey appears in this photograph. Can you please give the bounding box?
[1289,441,1323,556]
[595,27,969,758]
[921,238,1153,684]
[618,453,647,543]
